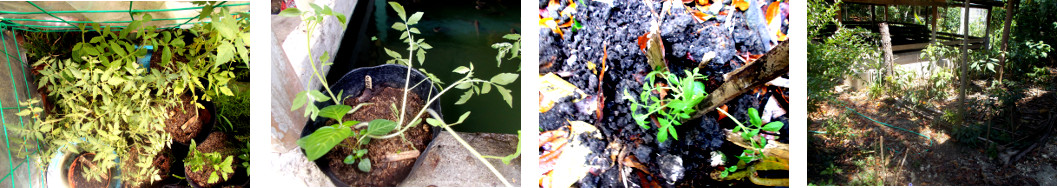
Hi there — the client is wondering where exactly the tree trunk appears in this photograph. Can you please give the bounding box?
[961,0,970,122]
[998,0,1018,82]
[880,22,895,78]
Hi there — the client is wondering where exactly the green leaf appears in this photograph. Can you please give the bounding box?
[748,108,762,127]
[209,172,219,183]
[318,105,352,121]
[305,103,320,120]
[455,90,473,104]
[481,83,491,94]
[456,111,471,124]
[161,46,171,66]
[494,85,513,107]
[409,27,421,34]
[388,2,406,20]
[762,122,784,132]
[502,34,520,40]
[292,91,308,110]
[308,90,330,102]
[453,66,470,74]
[668,126,679,140]
[425,118,443,126]
[407,12,423,25]
[343,155,356,164]
[658,124,669,143]
[391,22,407,31]
[383,48,402,59]
[416,49,426,65]
[297,125,353,161]
[489,73,519,85]
[366,119,397,136]
[455,82,472,89]
[216,43,235,67]
[358,158,372,172]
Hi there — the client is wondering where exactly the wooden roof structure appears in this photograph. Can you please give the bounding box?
[832,0,1017,122]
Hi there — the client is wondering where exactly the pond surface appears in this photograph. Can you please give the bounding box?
[328,0,520,134]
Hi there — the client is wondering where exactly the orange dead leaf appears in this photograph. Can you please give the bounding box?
[637,32,651,53]
[690,9,714,22]
[733,0,749,11]
[697,0,711,6]
[766,1,780,25]
[621,155,652,175]
[718,105,729,120]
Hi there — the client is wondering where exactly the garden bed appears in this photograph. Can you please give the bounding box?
[539,0,789,187]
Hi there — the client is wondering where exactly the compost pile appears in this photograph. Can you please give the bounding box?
[538,0,788,187]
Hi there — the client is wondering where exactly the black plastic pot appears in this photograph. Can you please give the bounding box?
[186,132,250,188]
[300,64,443,186]
[170,100,216,186]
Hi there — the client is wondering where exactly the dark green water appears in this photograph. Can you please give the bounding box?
[335,0,520,134]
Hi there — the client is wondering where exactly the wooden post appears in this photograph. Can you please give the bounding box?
[932,6,938,42]
[871,5,876,22]
[998,0,1018,82]
[880,22,895,77]
[961,0,970,122]
[983,7,992,49]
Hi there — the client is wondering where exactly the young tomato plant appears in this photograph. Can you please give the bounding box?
[623,68,708,143]
[185,141,236,184]
[716,107,783,178]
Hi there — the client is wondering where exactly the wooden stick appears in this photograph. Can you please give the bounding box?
[691,41,789,120]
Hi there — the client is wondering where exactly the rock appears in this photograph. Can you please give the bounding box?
[400,132,521,187]
[273,148,335,187]
[657,154,685,184]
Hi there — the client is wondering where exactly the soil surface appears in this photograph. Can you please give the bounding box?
[166,94,205,145]
[69,153,110,188]
[539,0,789,187]
[186,132,245,188]
[808,78,1057,185]
[322,87,433,186]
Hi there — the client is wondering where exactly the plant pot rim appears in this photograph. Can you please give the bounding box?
[172,100,217,146]
[300,64,444,186]
[67,153,113,188]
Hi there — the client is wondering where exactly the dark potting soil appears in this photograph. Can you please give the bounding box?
[121,146,174,188]
[166,94,204,145]
[539,0,789,187]
[69,153,110,188]
[186,132,244,188]
[322,87,432,186]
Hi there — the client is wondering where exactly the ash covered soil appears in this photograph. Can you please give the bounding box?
[539,0,788,187]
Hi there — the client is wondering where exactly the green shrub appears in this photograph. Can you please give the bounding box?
[808,0,877,112]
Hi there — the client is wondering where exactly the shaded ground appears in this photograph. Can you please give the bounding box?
[808,70,1057,186]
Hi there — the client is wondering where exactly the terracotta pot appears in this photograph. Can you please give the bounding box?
[67,153,112,188]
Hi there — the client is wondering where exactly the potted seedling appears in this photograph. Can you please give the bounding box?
[284,2,520,186]
[183,132,246,187]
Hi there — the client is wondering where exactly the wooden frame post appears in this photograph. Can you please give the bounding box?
[960,0,969,122]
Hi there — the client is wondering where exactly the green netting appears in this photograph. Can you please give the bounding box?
[0,1,248,187]
[1,22,43,188]
[0,1,250,32]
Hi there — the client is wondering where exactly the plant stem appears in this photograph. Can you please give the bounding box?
[716,107,761,153]
[427,109,512,187]
[304,17,339,105]
[397,26,416,130]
